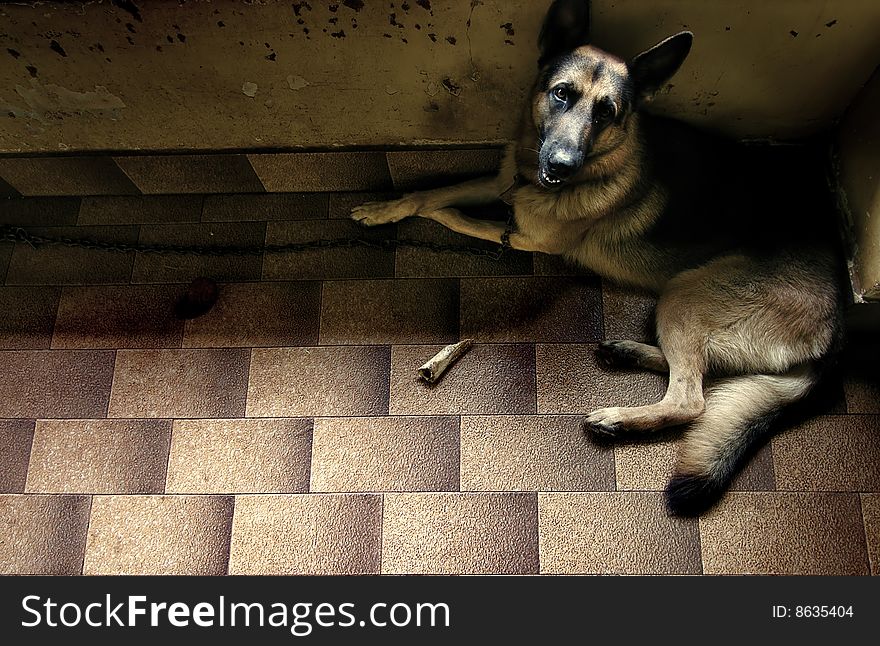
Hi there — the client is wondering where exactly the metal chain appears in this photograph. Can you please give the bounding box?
[0,221,513,261]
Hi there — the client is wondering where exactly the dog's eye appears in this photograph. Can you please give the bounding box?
[552,86,568,102]
[594,101,615,123]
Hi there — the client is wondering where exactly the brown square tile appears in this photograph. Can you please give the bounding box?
[615,438,776,492]
[538,492,701,574]
[536,343,668,413]
[248,152,392,192]
[0,420,35,493]
[386,148,503,191]
[395,219,533,278]
[166,418,313,494]
[0,197,80,226]
[328,191,400,219]
[132,222,266,283]
[109,349,250,418]
[114,154,264,194]
[0,177,20,197]
[773,415,880,492]
[0,494,91,574]
[382,492,538,574]
[601,281,657,343]
[52,284,185,349]
[84,495,234,575]
[263,220,395,280]
[202,193,329,222]
[461,415,614,491]
[183,281,320,348]
[461,276,602,343]
[862,495,880,575]
[320,279,459,345]
[0,350,114,418]
[700,492,868,574]
[229,494,382,575]
[247,346,390,417]
[26,419,171,494]
[533,253,594,276]
[844,377,880,414]
[5,225,138,285]
[78,195,203,225]
[311,416,459,492]
[0,157,139,196]
[0,286,60,349]
[0,242,12,282]
[389,344,536,415]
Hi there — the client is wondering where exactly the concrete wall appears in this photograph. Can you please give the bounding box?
[1,0,879,153]
[838,67,880,302]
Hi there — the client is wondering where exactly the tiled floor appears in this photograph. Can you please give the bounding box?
[1,190,878,576]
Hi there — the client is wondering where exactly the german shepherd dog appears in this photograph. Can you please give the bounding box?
[352,0,845,515]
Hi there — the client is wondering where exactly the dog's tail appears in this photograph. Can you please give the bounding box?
[665,364,820,516]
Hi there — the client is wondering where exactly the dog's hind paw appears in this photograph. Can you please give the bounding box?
[351,199,413,226]
[584,407,624,438]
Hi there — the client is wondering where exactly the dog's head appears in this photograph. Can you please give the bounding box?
[524,0,692,189]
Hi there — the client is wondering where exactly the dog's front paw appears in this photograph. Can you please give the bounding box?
[351,199,414,226]
[585,407,625,438]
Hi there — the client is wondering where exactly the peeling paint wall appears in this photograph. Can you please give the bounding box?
[0,1,879,153]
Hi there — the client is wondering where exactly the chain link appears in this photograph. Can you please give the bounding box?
[0,222,513,261]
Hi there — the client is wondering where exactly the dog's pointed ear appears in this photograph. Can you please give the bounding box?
[628,31,693,100]
[538,0,591,67]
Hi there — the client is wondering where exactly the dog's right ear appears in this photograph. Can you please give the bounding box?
[538,0,591,67]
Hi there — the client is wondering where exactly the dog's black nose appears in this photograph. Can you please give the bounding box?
[547,150,579,179]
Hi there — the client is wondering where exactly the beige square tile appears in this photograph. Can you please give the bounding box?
[52,285,185,349]
[319,279,459,345]
[382,493,539,574]
[389,344,536,415]
[460,276,603,343]
[248,152,392,192]
[26,419,171,494]
[109,349,250,418]
[78,195,203,225]
[0,420,35,493]
[166,419,312,494]
[246,346,390,417]
[0,286,60,349]
[263,220,395,280]
[5,225,138,285]
[536,343,668,413]
[0,494,91,574]
[132,222,266,284]
[0,157,138,196]
[460,415,614,491]
[229,494,382,574]
[0,350,115,418]
[539,492,701,574]
[202,193,328,221]
[386,148,503,191]
[114,154,264,194]
[183,282,321,348]
[773,415,880,491]
[615,438,775,491]
[84,495,234,575]
[310,416,459,492]
[700,492,868,574]
[601,281,657,344]
[862,494,880,575]
[1,197,80,226]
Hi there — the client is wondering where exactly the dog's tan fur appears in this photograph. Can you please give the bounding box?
[352,0,845,514]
